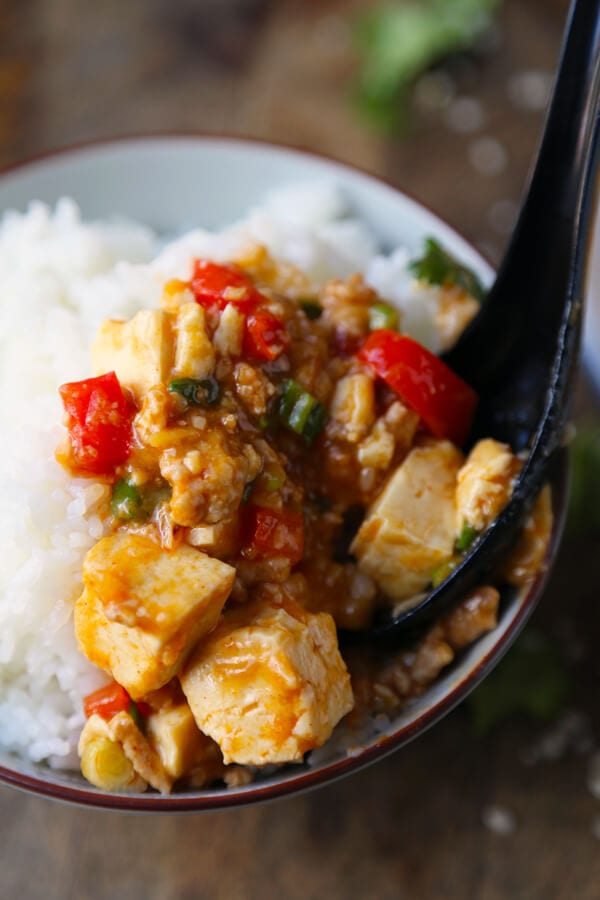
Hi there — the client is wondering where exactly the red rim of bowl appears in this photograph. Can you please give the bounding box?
[0,134,564,812]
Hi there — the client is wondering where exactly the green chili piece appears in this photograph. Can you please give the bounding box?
[111,479,143,521]
[430,558,458,588]
[299,299,323,320]
[168,376,221,406]
[369,302,398,332]
[456,522,478,553]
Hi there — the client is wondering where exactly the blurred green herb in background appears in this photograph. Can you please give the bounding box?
[467,629,571,735]
[566,420,600,537]
[354,0,501,131]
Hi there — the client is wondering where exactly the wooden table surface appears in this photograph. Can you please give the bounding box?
[2,1,600,898]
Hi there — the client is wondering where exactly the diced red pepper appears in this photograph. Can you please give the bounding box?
[243,310,290,361]
[244,505,304,565]
[84,682,131,721]
[191,260,263,313]
[59,372,134,475]
[358,330,478,446]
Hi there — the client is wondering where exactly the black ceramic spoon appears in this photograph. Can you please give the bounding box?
[365,0,600,640]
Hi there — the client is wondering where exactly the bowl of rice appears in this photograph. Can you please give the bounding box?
[0,136,568,810]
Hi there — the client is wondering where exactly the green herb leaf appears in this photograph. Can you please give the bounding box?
[466,629,571,735]
[111,479,143,521]
[168,376,221,406]
[410,237,486,301]
[354,0,501,132]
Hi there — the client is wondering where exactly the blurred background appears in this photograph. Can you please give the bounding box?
[2,1,600,898]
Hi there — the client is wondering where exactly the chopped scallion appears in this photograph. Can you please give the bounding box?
[277,379,328,446]
[242,480,255,504]
[430,558,457,588]
[299,299,322,320]
[129,700,145,732]
[456,522,478,553]
[111,479,143,521]
[369,302,398,332]
[265,472,286,492]
[168,376,221,406]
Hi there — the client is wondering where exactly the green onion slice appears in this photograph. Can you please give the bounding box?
[369,302,398,332]
[111,479,143,521]
[129,700,145,732]
[278,379,328,446]
[299,299,323,320]
[242,480,255,504]
[430,558,458,588]
[456,522,478,553]
[168,376,221,406]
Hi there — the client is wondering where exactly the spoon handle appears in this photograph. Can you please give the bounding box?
[445,0,600,407]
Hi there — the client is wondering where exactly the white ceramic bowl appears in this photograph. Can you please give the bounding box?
[0,136,568,811]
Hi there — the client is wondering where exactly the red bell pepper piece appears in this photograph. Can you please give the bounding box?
[244,506,304,565]
[59,372,134,475]
[83,682,151,723]
[83,682,131,720]
[243,310,290,361]
[358,330,478,446]
[191,260,262,313]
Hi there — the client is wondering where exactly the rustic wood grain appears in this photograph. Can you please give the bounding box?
[1,1,599,898]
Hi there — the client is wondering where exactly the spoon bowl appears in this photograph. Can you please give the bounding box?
[368,0,600,639]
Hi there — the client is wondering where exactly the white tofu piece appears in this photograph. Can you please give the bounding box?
[351,439,464,601]
[179,599,354,765]
[173,303,215,380]
[212,303,244,357]
[146,701,218,780]
[75,533,235,698]
[330,373,375,443]
[456,438,520,532]
[92,309,171,403]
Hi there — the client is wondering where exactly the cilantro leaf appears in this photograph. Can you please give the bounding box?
[466,629,571,736]
[354,0,501,131]
[410,237,486,301]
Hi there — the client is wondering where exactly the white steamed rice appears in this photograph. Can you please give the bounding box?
[0,183,447,768]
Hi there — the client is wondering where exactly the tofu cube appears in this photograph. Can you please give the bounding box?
[179,599,354,765]
[173,303,215,380]
[330,373,375,443]
[146,701,217,780]
[456,438,520,532]
[75,533,235,698]
[92,309,172,402]
[351,439,464,601]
